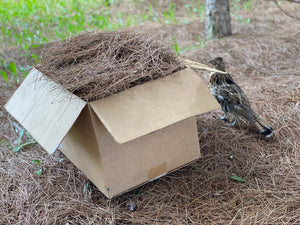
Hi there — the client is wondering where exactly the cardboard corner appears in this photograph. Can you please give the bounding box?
[5,68,87,153]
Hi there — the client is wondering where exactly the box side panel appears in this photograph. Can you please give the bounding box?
[61,106,108,197]
[90,68,219,144]
[90,111,200,198]
[113,157,200,198]
[4,69,86,153]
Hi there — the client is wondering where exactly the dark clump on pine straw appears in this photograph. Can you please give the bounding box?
[36,31,185,102]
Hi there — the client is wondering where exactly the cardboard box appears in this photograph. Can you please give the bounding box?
[5,67,219,198]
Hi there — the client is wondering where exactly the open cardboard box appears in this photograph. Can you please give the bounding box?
[5,67,219,198]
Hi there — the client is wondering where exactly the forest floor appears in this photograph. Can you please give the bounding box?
[0,1,299,224]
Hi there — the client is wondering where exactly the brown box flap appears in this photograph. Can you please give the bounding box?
[90,68,220,144]
[5,69,86,153]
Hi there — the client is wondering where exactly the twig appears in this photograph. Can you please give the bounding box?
[181,58,227,74]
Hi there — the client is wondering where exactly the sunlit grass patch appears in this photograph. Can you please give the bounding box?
[0,0,208,49]
[0,0,123,48]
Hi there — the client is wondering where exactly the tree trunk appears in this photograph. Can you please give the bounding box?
[205,0,232,39]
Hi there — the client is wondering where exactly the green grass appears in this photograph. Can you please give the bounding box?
[231,0,252,24]
[31,159,44,175]
[0,0,126,48]
[0,0,143,84]
[0,0,251,84]
[0,59,30,85]
[0,128,37,153]
[232,0,252,11]
[0,0,207,84]
[184,1,206,22]
[0,0,209,49]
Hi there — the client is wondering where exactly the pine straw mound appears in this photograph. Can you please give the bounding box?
[36,31,184,101]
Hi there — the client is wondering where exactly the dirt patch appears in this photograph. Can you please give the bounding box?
[0,0,300,224]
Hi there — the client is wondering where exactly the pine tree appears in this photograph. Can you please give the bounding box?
[205,0,232,39]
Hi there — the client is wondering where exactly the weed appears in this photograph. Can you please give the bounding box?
[0,61,18,85]
[32,159,42,165]
[0,129,36,153]
[172,37,181,55]
[231,0,252,24]
[13,129,37,153]
[232,13,251,25]
[0,140,13,150]
[184,1,205,22]
[1,70,8,83]
[244,0,252,11]
[31,159,45,176]
[30,53,40,64]
[163,3,176,24]
[35,168,43,176]
[172,33,213,56]
[230,175,248,183]
[198,3,206,22]
[232,0,251,11]
[83,181,90,193]
[0,60,30,85]
[59,158,65,163]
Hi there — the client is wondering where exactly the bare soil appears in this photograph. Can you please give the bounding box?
[0,1,299,224]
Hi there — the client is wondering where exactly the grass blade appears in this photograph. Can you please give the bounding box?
[230,175,248,183]
[35,168,43,176]
[1,70,8,82]
[31,159,41,165]
[8,61,17,76]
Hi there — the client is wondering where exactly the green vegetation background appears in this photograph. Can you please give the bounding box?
[0,0,251,85]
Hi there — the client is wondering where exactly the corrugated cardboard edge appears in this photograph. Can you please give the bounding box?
[60,106,109,197]
[5,68,86,153]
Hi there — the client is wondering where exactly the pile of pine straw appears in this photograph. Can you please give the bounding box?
[36,31,185,101]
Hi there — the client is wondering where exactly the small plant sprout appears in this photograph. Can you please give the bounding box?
[163,3,176,24]
[230,175,248,183]
[1,70,8,83]
[1,59,31,85]
[172,37,181,55]
[13,129,37,153]
[83,182,90,193]
[35,169,43,176]
[0,140,13,149]
[31,159,44,176]
[31,159,42,165]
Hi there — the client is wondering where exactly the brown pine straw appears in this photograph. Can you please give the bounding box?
[36,31,225,102]
[36,31,185,102]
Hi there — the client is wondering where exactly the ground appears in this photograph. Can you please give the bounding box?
[0,1,300,224]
